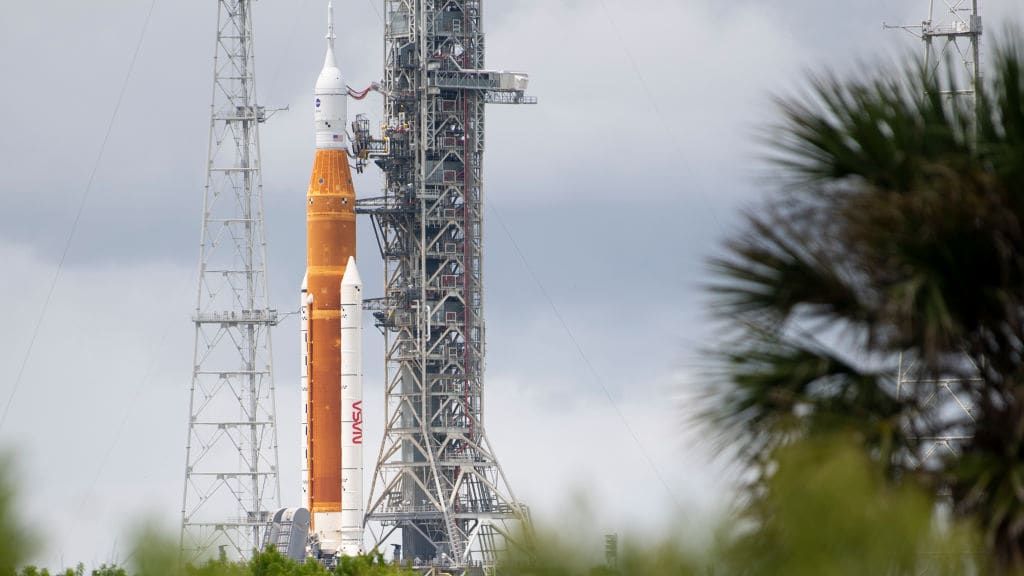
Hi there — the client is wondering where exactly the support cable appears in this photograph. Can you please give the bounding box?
[62,272,196,566]
[594,0,722,230]
[365,0,382,23]
[488,203,684,510]
[484,0,724,509]
[0,0,160,432]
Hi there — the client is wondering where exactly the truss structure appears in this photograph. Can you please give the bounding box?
[897,356,980,467]
[357,0,534,571]
[881,9,988,576]
[180,0,280,560]
[886,0,982,102]
[886,1,982,468]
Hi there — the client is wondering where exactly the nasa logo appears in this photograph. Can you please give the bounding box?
[352,401,364,444]
[315,98,321,108]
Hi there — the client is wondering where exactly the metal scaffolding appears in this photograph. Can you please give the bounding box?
[358,0,534,571]
[180,0,281,560]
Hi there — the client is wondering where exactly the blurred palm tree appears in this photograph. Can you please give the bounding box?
[706,38,1024,573]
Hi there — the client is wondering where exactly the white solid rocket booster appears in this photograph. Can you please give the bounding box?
[340,256,364,556]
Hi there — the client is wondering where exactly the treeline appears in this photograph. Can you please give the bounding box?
[15,547,414,576]
[0,436,979,575]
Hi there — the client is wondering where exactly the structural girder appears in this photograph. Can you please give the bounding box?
[181,0,280,562]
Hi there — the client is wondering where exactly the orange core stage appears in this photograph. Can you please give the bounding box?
[306,148,356,517]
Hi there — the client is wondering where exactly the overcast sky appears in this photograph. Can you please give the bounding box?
[0,0,1019,568]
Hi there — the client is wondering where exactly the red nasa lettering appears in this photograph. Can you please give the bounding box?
[352,400,363,444]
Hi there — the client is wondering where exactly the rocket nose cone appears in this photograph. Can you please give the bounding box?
[318,1,343,93]
[341,257,362,287]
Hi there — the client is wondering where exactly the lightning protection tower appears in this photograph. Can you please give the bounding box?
[357,0,535,571]
[887,0,982,106]
[886,0,983,467]
[180,0,281,560]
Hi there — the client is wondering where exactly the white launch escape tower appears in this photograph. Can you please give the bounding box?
[340,257,365,557]
[180,0,281,560]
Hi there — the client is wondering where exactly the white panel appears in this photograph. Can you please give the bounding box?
[339,257,364,555]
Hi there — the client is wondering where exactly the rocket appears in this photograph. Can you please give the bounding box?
[339,257,363,556]
[300,1,363,559]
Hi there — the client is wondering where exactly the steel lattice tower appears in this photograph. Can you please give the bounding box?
[357,0,534,570]
[921,0,982,104]
[887,0,982,108]
[887,0,983,467]
[180,0,280,560]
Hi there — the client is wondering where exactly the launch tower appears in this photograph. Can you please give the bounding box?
[180,0,281,560]
[358,0,535,570]
[886,0,982,466]
[886,0,982,107]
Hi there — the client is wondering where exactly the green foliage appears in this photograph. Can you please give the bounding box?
[243,546,304,576]
[184,547,411,576]
[0,455,33,576]
[16,564,85,576]
[132,528,184,576]
[504,530,707,576]
[500,436,976,575]
[333,552,413,576]
[185,554,250,576]
[10,529,410,576]
[722,436,979,576]
[706,33,1024,574]
[92,565,127,576]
